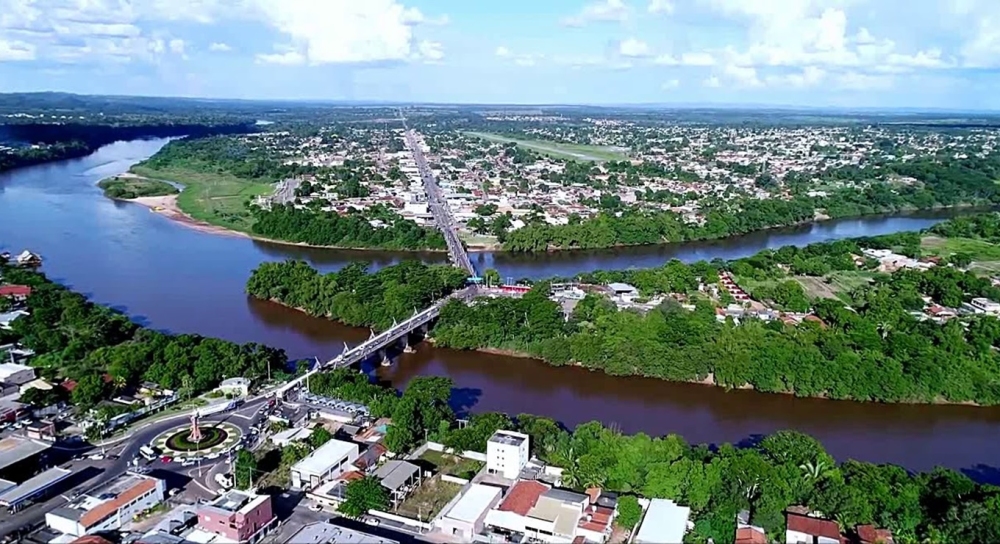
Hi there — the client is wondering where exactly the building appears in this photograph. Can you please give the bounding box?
[437,483,503,540]
[484,481,616,543]
[736,510,768,544]
[0,467,71,513]
[218,377,251,397]
[374,460,422,507]
[0,285,31,301]
[965,297,1000,316]
[486,430,530,479]
[270,427,313,447]
[634,499,691,544]
[0,362,35,386]
[855,524,894,544]
[45,471,165,537]
[290,438,360,490]
[283,521,399,544]
[0,310,29,330]
[195,490,275,544]
[0,435,50,482]
[786,512,841,544]
[607,283,639,302]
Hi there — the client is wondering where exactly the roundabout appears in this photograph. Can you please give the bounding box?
[151,418,243,459]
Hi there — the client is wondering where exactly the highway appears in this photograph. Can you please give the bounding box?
[401,122,475,275]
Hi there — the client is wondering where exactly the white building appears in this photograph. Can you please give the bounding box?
[218,377,251,397]
[634,499,691,544]
[486,430,529,479]
[290,438,359,490]
[967,297,1000,316]
[437,483,503,541]
[45,471,165,537]
[0,363,34,386]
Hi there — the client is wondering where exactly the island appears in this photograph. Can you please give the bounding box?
[98,174,178,200]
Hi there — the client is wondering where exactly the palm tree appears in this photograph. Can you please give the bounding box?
[799,459,830,481]
[878,321,892,340]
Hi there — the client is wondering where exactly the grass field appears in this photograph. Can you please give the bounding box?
[130,165,273,232]
[738,271,874,304]
[395,476,462,521]
[463,131,627,162]
[419,450,484,479]
[921,235,1000,262]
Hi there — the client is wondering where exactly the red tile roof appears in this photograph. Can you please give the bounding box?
[787,513,841,540]
[856,524,894,544]
[498,480,549,516]
[0,285,31,297]
[80,477,158,529]
[340,470,365,482]
[736,527,768,544]
[578,504,614,532]
[72,537,114,544]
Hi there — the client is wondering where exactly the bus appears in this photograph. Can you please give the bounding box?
[139,445,159,461]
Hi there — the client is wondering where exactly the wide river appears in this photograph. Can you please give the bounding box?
[3,139,1000,478]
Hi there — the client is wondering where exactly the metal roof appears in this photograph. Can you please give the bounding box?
[291,439,358,476]
[0,436,49,472]
[374,460,420,491]
[0,467,71,506]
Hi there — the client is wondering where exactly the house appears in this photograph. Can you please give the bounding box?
[786,512,840,544]
[0,363,35,386]
[487,430,530,479]
[352,443,387,472]
[218,377,251,397]
[374,460,422,507]
[270,427,313,447]
[284,521,399,544]
[15,251,41,266]
[0,285,31,301]
[437,483,504,540]
[484,481,616,543]
[736,510,767,544]
[607,283,638,302]
[290,438,360,490]
[0,310,28,330]
[193,490,275,544]
[964,297,1000,316]
[855,524,894,544]
[45,471,166,537]
[634,498,691,544]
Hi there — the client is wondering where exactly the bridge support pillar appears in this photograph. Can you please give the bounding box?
[401,335,416,354]
[379,348,391,367]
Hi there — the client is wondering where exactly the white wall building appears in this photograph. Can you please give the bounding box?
[0,363,34,386]
[290,438,359,490]
[486,430,529,479]
[634,499,691,544]
[45,471,165,537]
[437,483,503,541]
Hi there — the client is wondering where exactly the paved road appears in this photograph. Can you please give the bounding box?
[0,397,269,539]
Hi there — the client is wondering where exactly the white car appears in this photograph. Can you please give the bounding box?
[308,503,323,512]
[88,453,105,460]
[364,518,380,527]
[181,460,195,467]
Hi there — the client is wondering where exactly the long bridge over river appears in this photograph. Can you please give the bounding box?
[276,124,480,398]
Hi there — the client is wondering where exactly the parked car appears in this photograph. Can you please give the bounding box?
[160,456,173,463]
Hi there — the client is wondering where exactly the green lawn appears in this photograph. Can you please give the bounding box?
[130,165,273,232]
[395,476,462,521]
[921,235,1000,262]
[463,131,627,162]
[418,450,484,480]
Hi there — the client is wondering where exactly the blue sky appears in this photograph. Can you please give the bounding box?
[1,0,999,108]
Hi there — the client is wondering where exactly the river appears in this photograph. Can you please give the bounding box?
[2,138,999,478]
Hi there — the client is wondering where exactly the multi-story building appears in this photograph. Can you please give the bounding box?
[194,490,275,544]
[45,471,166,537]
[290,438,360,490]
[486,430,530,479]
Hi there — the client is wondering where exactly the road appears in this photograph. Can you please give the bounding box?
[0,397,269,539]
[401,124,475,275]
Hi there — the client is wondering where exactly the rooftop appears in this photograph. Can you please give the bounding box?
[291,438,359,476]
[0,435,49,472]
[78,473,160,528]
[0,362,32,379]
[445,483,502,524]
[498,480,549,516]
[283,521,399,544]
[374,460,420,491]
[489,430,528,447]
[0,467,71,506]
[787,513,841,540]
[634,498,690,544]
[207,489,256,513]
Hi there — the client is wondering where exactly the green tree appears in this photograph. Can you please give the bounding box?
[616,495,642,530]
[339,476,390,518]
[233,449,257,490]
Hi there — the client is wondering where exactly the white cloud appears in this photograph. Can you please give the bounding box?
[681,52,715,66]
[961,16,1000,67]
[766,66,826,88]
[417,40,444,63]
[209,42,232,52]
[835,71,894,90]
[255,47,305,65]
[703,76,721,88]
[562,0,630,26]
[722,64,762,87]
[618,38,651,58]
[648,0,674,15]
[661,78,680,89]
[169,38,185,54]
[0,39,35,61]
[495,46,511,58]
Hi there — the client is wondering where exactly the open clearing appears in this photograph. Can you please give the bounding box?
[395,476,462,520]
[419,450,484,480]
[463,131,627,162]
[921,235,1000,262]
[130,165,272,232]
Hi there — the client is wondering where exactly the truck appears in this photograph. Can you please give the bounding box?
[214,473,233,489]
[139,445,159,461]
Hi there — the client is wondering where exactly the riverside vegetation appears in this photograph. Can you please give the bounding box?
[98,176,178,200]
[249,214,1000,405]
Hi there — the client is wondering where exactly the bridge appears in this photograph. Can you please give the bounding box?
[275,286,480,398]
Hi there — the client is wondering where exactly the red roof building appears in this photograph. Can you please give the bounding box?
[0,285,31,299]
[497,480,548,516]
[736,526,768,544]
[856,524,894,544]
[786,513,841,543]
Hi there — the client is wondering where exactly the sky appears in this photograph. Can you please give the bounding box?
[1,0,1000,109]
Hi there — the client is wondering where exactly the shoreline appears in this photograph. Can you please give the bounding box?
[264,297,986,408]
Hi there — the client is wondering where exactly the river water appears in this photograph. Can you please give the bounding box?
[2,138,999,477]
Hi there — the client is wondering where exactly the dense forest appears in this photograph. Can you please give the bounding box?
[433,222,1000,404]
[0,122,254,174]
[250,204,447,250]
[501,155,1000,251]
[1,266,289,409]
[245,260,468,329]
[301,368,1000,544]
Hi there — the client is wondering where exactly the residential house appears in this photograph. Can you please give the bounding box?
[290,439,359,490]
[854,525,894,544]
[486,430,530,479]
[0,285,31,302]
[218,377,251,397]
[374,460,422,508]
[736,510,767,544]
[484,481,616,543]
[437,483,504,541]
[0,310,28,331]
[786,512,840,544]
[194,490,275,544]
[634,498,691,544]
